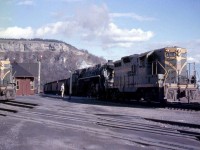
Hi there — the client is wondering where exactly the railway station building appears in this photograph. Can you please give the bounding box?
[12,63,39,96]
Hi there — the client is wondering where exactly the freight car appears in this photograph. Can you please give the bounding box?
[0,59,16,100]
[44,47,199,104]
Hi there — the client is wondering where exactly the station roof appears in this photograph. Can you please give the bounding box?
[12,63,38,78]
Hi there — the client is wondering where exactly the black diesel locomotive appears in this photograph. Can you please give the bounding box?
[44,47,199,103]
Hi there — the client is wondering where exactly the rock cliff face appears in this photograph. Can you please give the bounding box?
[0,38,106,83]
[0,39,73,52]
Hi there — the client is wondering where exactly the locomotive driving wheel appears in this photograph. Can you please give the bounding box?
[110,89,119,101]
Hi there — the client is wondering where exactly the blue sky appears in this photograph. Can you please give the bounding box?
[0,0,200,62]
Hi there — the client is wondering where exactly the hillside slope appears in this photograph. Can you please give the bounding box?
[0,38,106,84]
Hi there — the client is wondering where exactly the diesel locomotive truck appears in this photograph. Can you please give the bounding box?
[0,59,16,100]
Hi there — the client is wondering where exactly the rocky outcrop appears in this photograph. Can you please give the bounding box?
[0,38,106,83]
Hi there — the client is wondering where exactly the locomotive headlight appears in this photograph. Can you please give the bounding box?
[157,74,164,87]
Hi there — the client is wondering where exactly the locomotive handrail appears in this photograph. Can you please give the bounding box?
[157,61,167,76]
[152,60,167,79]
[146,50,154,59]
[78,75,101,81]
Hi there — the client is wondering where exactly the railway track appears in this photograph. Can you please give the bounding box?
[5,108,200,150]
[96,114,200,138]
[43,94,200,112]
[111,100,200,111]
[1,96,200,149]
[7,100,39,106]
[165,102,200,111]
[4,102,200,149]
[0,100,38,108]
[145,118,200,129]
[0,100,38,116]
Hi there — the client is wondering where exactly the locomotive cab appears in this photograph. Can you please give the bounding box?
[143,47,198,102]
[102,60,114,89]
[163,47,198,102]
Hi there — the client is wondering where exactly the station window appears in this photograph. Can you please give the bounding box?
[30,81,34,90]
[16,80,19,90]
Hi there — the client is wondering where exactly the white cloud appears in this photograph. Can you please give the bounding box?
[188,56,200,63]
[108,23,153,42]
[99,23,154,48]
[74,4,109,31]
[0,4,154,49]
[35,4,109,38]
[0,26,34,38]
[72,5,154,48]
[17,0,34,5]
[36,22,66,37]
[110,13,156,21]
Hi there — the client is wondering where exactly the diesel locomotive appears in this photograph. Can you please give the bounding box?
[113,47,198,103]
[44,47,199,103]
[0,59,16,100]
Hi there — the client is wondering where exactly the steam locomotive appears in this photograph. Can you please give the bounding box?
[44,60,114,98]
[44,47,199,103]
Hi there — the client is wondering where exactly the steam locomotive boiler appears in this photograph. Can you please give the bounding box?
[113,47,198,103]
[74,60,114,98]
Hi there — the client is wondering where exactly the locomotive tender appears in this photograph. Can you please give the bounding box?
[44,47,198,103]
